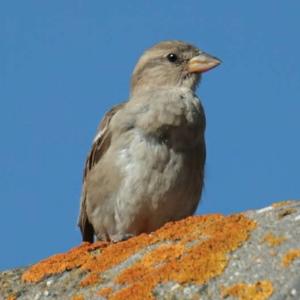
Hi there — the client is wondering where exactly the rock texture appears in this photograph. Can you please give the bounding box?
[1,200,300,300]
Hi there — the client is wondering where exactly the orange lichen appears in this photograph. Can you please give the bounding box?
[139,243,185,267]
[22,242,107,283]
[72,295,85,300]
[97,287,113,297]
[21,214,256,300]
[80,272,100,287]
[262,233,287,247]
[113,214,256,299]
[221,280,273,300]
[80,233,152,277]
[7,295,16,300]
[282,249,300,267]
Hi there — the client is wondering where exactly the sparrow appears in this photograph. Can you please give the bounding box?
[78,40,221,242]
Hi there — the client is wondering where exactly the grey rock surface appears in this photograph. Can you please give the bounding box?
[0,200,299,300]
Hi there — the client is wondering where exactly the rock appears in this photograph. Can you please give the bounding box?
[1,200,300,300]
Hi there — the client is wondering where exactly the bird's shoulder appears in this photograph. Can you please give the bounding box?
[83,102,127,180]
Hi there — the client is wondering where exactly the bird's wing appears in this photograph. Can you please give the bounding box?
[78,102,126,242]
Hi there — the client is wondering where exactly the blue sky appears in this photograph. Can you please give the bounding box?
[1,1,299,270]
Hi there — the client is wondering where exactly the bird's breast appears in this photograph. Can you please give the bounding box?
[114,127,203,227]
[130,90,205,150]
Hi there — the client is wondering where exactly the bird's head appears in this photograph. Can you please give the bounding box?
[131,40,221,96]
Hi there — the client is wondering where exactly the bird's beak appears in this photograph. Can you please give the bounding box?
[187,53,221,73]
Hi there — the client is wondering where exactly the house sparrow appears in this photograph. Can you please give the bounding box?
[78,40,220,242]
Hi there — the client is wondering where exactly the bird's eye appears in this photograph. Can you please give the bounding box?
[167,53,178,63]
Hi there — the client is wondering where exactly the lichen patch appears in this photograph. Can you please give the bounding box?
[113,214,256,299]
[221,280,273,300]
[22,242,107,283]
[282,249,300,267]
[97,287,113,298]
[80,272,100,287]
[72,295,85,300]
[262,233,287,247]
[21,214,256,299]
